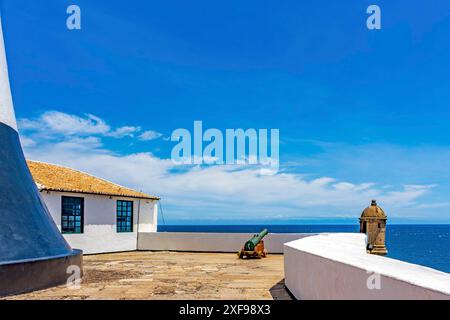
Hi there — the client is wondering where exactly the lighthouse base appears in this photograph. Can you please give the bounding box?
[0,249,83,297]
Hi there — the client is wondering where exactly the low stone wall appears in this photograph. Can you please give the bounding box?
[284,233,450,300]
[138,232,311,254]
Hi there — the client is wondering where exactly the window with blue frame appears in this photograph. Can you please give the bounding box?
[61,196,84,234]
[117,200,133,233]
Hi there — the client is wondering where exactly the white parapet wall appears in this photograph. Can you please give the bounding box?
[284,233,450,300]
[138,232,312,254]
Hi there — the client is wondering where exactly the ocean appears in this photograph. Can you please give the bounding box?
[158,224,450,273]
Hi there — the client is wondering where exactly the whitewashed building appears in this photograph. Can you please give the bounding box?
[28,160,160,254]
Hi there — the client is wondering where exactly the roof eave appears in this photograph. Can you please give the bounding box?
[39,188,160,201]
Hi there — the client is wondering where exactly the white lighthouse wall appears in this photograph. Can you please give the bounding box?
[40,191,157,254]
[0,15,17,131]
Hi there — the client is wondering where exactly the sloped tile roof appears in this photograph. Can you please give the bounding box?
[27,160,159,200]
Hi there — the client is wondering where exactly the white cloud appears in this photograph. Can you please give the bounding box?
[18,111,442,221]
[21,133,434,221]
[108,126,141,138]
[311,177,335,186]
[139,130,163,141]
[19,111,110,136]
[18,111,161,141]
[417,202,450,209]
[20,136,36,148]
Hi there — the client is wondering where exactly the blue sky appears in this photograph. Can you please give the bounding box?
[2,1,450,223]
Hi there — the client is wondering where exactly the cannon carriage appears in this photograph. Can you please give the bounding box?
[238,229,269,259]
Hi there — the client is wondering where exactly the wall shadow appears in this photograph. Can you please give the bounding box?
[269,279,295,300]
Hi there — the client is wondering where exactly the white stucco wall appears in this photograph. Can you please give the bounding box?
[284,233,450,300]
[40,191,157,254]
[138,200,158,233]
[138,232,311,253]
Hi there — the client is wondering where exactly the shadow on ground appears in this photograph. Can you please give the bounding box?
[269,279,294,300]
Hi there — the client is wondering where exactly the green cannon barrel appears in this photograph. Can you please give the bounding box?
[244,229,269,251]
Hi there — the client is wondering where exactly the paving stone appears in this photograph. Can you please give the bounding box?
[5,251,292,300]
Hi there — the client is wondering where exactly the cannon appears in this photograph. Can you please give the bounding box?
[238,229,269,259]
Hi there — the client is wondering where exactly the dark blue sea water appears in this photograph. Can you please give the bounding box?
[158,224,450,273]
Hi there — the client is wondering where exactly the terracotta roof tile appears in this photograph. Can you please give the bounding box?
[27,160,159,200]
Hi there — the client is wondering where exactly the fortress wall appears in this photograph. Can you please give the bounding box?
[137,232,311,253]
[284,233,450,300]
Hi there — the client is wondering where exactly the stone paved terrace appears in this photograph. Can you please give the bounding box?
[5,251,292,300]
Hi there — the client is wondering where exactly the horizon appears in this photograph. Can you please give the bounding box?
[2,1,450,223]
[157,219,450,226]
